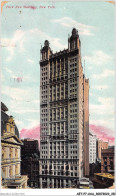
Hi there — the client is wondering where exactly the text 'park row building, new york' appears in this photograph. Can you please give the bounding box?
[39,28,89,188]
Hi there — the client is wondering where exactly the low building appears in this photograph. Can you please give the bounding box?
[101,147,114,173]
[97,140,108,160]
[79,177,93,189]
[89,132,97,164]
[93,173,114,189]
[21,139,40,188]
[21,138,39,156]
[1,102,28,189]
[89,161,101,177]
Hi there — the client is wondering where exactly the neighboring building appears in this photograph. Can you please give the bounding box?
[21,138,39,156]
[89,162,101,177]
[21,139,40,188]
[101,147,114,173]
[89,132,97,164]
[97,140,108,160]
[39,28,89,188]
[1,102,28,189]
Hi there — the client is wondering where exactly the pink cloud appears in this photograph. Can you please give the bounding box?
[90,124,115,145]
[19,124,114,147]
[20,125,40,146]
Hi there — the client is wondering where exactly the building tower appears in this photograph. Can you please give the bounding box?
[39,28,89,188]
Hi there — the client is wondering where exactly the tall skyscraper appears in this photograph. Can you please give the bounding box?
[39,28,89,188]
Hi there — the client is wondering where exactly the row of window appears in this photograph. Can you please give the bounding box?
[70,73,78,78]
[70,84,77,88]
[70,63,77,68]
[70,156,78,159]
[41,90,47,95]
[70,78,77,83]
[41,72,47,76]
[41,118,47,122]
[41,86,47,90]
[70,146,77,149]
[41,67,47,72]
[40,160,78,164]
[42,165,78,171]
[70,114,78,118]
[41,82,47,85]
[41,113,47,117]
[70,119,77,123]
[69,57,77,62]
[41,109,47,113]
[70,130,78,134]
[70,125,77,128]
[42,77,48,81]
[70,135,78,139]
[70,68,77,72]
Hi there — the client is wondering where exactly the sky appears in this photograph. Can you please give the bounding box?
[1,1,115,145]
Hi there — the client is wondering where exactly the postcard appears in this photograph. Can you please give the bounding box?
[0,0,115,195]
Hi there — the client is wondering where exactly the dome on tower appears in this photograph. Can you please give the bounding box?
[72,28,78,37]
[44,40,49,47]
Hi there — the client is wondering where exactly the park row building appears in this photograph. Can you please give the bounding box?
[39,28,89,188]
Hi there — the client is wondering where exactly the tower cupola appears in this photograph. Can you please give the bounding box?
[68,28,80,51]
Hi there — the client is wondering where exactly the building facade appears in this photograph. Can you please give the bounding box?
[21,139,39,156]
[1,102,28,189]
[83,78,89,176]
[21,139,40,188]
[39,28,89,188]
[101,147,114,173]
[97,140,108,160]
[89,132,97,164]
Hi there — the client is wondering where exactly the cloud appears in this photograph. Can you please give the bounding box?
[1,72,5,81]
[51,38,67,50]
[98,97,114,105]
[5,67,38,84]
[2,84,39,103]
[20,40,25,52]
[13,108,39,114]
[90,97,114,115]
[84,50,112,65]
[6,47,14,61]
[5,67,18,78]
[15,119,23,127]
[87,66,93,70]
[26,119,40,128]
[27,58,35,64]
[52,17,96,36]
[90,119,114,131]
[32,99,40,104]
[2,28,67,62]
[2,85,31,101]
[20,125,40,146]
[1,30,25,61]
[90,97,115,132]
[91,69,115,79]
[90,124,114,145]
[30,28,67,50]
[93,85,109,90]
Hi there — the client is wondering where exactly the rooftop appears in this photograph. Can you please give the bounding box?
[94,173,114,180]
[1,102,8,112]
